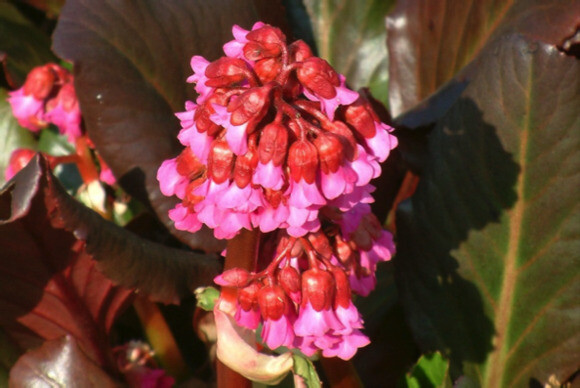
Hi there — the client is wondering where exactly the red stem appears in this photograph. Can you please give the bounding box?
[217,229,261,388]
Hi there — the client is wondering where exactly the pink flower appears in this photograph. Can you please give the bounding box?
[223,22,265,59]
[44,82,82,141]
[7,89,46,131]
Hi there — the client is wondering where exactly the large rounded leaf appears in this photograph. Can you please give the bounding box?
[52,0,286,252]
[395,35,579,386]
[1,155,221,307]
[386,0,580,116]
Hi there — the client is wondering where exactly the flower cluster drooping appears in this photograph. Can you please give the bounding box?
[8,63,82,142]
[157,22,397,360]
[215,202,394,359]
[157,22,397,239]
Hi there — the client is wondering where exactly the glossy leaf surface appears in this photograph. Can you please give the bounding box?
[395,35,580,386]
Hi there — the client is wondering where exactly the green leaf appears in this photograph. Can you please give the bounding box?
[303,0,395,107]
[0,89,36,186]
[386,0,580,116]
[395,35,580,386]
[0,3,57,86]
[194,286,220,311]
[403,352,451,388]
[37,128,75,156]
[292,354,321,388]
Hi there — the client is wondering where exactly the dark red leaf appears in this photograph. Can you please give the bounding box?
[52,0,286,252]
[386,0,580,116]
[9,336,119,387]
[0,156,220,303]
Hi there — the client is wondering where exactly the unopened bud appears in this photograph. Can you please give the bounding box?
[289,40,313,62]
[176,147,205,180]
[329,267,351,309]
[215,268,252,288]
[287,139,318,184]
[258,284,287,320]
[233,146,258,188]
[314,132,344,174]
[254,57,282,83]
[326,121,357,161]
[23,65,56,99]
[238,282,261,311]
[296,58,339,99]
[244,26,286,61]
[205,57,251,87]
[258,123,288,166]
[301,269,334,311]
[194,101,221,136]
[208,140,234,183]
[277,266,301,295]
[344,98,377,138]
[228,87,270,127]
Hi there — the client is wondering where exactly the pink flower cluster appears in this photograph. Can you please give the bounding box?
[157,22,397,240]
[8,63,82,142]
[215,202,395,360]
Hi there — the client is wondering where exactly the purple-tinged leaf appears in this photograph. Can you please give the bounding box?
[386,0,580,116]
[395,35,580,385]
[9,336,119,387]
[52,0,286,252]
[0,155,221,308]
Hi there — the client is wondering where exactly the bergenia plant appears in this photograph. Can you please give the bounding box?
[1,1,578,387]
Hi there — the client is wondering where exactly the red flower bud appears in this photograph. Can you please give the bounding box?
[288,139,318,184]
[330,266,351,309]
[289,40,313,62]
[216,268,252,288]
[344,98,377,138]
[23,65,56,99]
[277,266,301,295]
[205,57,251,88]
[307,231,333,260]
[258,284,287,320]
[334,235,356,267]
[244,26,286,61]
[254,57,282,83]
[296,57,339,99]
[301,269,334,311]
[314,132,344,174]
[325,121,357,161]
[176,147,205,180]
[194,101,221,136]
[208,140,234,183]
[233,145,258,188]
[238,282,261,311]
[227,87,270,127]
[258,123,288,166]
